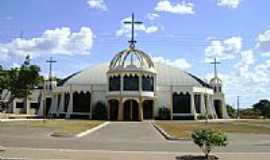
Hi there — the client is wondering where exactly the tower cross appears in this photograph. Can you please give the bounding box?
[210,58,220,78]
[124,13,143,48]
[46,57,57,90]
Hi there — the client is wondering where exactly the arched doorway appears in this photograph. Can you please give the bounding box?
[123,100,139,121]
[73,91,91,113]
[214,100,223,118]
[143,100,153,119]
[108,99,119,121]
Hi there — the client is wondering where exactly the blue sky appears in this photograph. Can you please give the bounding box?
[1,0,270,108]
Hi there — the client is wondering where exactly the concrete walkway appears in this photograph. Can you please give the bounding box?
[81,121,165,142]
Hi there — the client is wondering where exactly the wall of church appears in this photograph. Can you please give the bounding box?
[155,86,172,118]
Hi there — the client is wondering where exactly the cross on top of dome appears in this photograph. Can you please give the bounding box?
[124,13,143,49]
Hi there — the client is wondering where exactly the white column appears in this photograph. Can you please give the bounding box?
[139,74,142,94]
[222,100,229,119]
[12,99,17,114]
[206,95,214,119]
[59,93,64,114]
[66,85,73,118]
[190,93,196,119]
[210,95,217,119]
[66,92,73,118]
[200,93,206,114]
[53,94,57,114]
[26,97,30,115]
[37,91,44,116]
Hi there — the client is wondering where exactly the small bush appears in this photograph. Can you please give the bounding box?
[191,129,228,159]
[158,107,171,120]
[197,114,207,120]
[92,101,108,120]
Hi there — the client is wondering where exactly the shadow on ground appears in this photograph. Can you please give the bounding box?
[176,155,218,160]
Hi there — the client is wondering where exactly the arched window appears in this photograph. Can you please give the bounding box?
[73,91,91,113]
[213,87,217,92]
[109,76,120,91]
[172,92,191,113]
[124,75,139,91]
[142,76,154,91]
[219,86,222,92]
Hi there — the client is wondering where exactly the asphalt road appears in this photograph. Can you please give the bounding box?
[0,121,270,153]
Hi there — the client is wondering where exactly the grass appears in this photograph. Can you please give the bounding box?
[156,120,270,139]
[0,119,103,137]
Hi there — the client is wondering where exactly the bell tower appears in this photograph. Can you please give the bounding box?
[209,58,229,119]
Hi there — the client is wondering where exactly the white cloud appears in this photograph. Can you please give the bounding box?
[154,0,195,15]
[147,13,160,21]
[145,26,159,34]
[257,29,270,54]
[116,17,159,37]
[152,56,191,70]
[87,0,107,11]
[0,27,94,61]
[216,0,242,8]
[204,36,242,62]
[234,50,254,77]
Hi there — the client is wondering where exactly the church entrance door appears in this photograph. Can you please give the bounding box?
[214,100,223,118]
[143,100,153,119]
[123,100,139,121]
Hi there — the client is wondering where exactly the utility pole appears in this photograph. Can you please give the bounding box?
[237,96,240,119]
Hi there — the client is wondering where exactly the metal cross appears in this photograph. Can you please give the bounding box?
[210,58,220,78]
[124,13,143,48]
[46,57,57,90]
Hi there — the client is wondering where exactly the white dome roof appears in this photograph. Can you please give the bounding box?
[62,62,209,88]
[109,48,155,71]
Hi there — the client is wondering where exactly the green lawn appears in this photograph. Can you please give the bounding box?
[156,120,270,139]
[0,119,104,137]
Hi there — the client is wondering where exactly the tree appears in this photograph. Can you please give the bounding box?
[158,107,171,120]
[0,55,42,111]
[92,101,108,120]
[226,104,236,118]
[191,129,228,159]
[252,99,270,118]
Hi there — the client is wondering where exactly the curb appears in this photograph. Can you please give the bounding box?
[152,123,188,141]
[0,145,5,152]
[76,121,110,138]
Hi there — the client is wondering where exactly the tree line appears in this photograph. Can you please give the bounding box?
[0,55,43,111]
[227,99,270,119]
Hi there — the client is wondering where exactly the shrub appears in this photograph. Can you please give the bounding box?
[191,129,228,159]
[197,114,207,120]
[158,107,171,120]
[92,101,107,120]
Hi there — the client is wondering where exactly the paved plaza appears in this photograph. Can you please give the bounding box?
[1,121,270,159]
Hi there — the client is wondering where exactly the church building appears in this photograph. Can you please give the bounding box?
[2,14,229,120]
